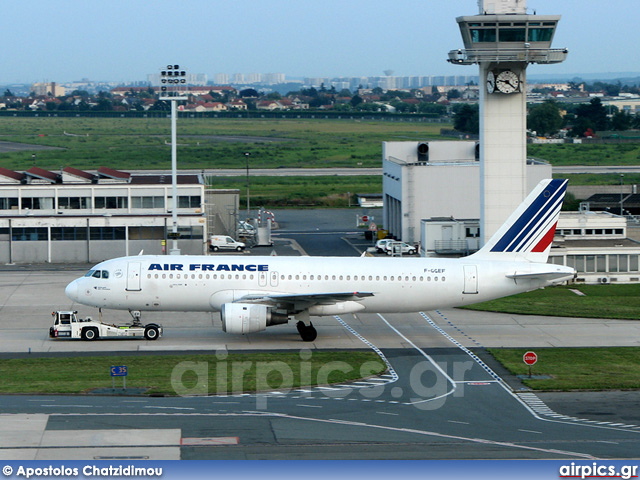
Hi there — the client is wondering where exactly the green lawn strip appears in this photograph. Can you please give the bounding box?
[0,117,448,171]
[488,347,640,390]
[559,173,640,186]
[3,117,640,177]
[528,143,640,166]
[209,175,382,207]
[0,351,385,396]
[463,284,640,321]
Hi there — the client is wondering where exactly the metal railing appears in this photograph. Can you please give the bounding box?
[448,48,568,65]
[434,240,472,255]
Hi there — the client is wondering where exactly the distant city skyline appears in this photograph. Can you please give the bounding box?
[1,0,638,84]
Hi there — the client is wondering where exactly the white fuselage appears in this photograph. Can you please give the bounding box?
[65,254,571,315]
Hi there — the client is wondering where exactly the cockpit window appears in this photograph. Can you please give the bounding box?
[86,269,109,279]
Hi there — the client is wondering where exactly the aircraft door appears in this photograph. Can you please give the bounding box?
[270,271,279,287]
[258,271,268,287]
[126,262,142,291]
[463,265,478,294]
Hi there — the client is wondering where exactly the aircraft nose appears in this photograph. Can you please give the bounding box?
[65,280,79,301]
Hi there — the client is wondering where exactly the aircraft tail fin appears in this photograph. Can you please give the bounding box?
[471,179,568,263]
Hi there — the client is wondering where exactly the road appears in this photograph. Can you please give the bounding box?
[124,166,640,176]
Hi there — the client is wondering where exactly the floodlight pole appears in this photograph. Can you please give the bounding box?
[170,99,179,254]
[158,64,188,255]
[245,152,251,219]
[620,174,624,216]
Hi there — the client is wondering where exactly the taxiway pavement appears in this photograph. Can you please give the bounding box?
[1,208,639,460]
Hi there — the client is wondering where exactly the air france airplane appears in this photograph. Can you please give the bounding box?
[65,179,575,341]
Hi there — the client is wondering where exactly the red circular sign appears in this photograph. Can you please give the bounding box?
[523,351,538,366]
[362,215,368,222]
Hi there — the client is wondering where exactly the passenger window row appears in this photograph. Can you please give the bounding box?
[145,273,446,282]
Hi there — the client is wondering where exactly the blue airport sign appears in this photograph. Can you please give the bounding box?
[111,365,128,377]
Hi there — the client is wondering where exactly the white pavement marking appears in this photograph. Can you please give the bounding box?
[376,313,457,406]
[334,314,399,383]
[181,437,239,446]
[258,411,596,459]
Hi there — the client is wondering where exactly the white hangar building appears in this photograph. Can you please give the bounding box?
[0,166,238,263]
[382,140,552,244]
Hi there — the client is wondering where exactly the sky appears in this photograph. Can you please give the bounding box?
[1,0,638,84]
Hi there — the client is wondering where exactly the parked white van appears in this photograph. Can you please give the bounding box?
[209,235,246,252]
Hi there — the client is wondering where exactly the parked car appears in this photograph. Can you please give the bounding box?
[209,235,246,252]
[237,221,256,236]
[375,238,394,253]
[384,241,417,255]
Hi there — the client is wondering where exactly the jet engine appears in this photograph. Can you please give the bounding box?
[221,303,288,334]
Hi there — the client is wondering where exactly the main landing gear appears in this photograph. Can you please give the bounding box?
[293,310,317,342]
[296,321,317,342]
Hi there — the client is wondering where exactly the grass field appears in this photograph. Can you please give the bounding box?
[560,173,640,186]
[0,117,447,171]
[469,284,640,390]
[0,351,385,396]
[489,347,640,390]
[209,175,382,207]
[463,284,640,320]
[529,142,640,166]
[2,116,640,174]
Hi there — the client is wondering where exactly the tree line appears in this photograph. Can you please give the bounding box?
[454,98,640,138]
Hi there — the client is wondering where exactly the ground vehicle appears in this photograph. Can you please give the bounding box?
[209,235,246,252]
[375,238,393,253]
[384,241,417,255]
[49,311,162,341]
[237,221,256,236]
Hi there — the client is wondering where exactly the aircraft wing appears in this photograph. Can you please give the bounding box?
[237,291,374,309]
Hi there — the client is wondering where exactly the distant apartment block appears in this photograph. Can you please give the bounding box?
[146,73,208,86]
[211,73,287,85]
[303,75,480,90]
[212,73,230,85]
[30,82,66,97]
[262,73,286,84]
[231,73,264,84]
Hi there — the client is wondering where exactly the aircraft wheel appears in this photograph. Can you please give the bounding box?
[296,321,317,342]
[144,325,159,340]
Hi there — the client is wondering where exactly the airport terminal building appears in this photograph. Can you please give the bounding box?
[0,166,238,263]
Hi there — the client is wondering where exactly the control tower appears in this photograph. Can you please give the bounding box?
[448,0,567,244]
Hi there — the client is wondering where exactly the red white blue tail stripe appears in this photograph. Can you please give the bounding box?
[489,179,567,254]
